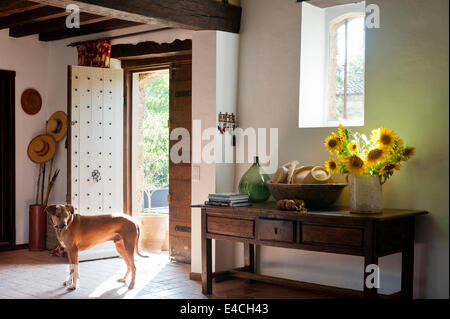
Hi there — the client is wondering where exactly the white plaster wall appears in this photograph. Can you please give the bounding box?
[236,0,449,298]
[215,31,239,194]
[191,31,217,274]
[0,30,56,245]
[214,32,241,271]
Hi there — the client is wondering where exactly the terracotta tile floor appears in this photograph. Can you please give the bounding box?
[0,249,336,299]
[0,249,204,299]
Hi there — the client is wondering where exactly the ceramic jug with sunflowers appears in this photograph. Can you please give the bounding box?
[348,174,384,213]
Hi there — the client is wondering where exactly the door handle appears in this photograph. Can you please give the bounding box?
[91,170,101,182]
[175,226,191,233]
[167,194,171,205]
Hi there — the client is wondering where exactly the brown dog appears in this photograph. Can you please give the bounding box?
[45,204,147,290]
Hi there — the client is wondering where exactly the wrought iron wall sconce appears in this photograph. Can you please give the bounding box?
[217,112,237,146]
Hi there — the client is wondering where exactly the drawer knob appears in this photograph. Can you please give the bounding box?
[274,227,278,235]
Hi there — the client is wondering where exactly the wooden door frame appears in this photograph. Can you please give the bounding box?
[122,53,192,216]
[0,69,16,251]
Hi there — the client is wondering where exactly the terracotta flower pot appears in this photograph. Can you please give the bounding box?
[29,205,47,251]
[139,213,169,252]
[161,230,169,251]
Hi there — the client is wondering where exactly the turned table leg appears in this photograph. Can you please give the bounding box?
[244,243,255,273]
[364,221,379,299]
[202,237,212,295]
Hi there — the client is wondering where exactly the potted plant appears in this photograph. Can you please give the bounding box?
[324,125,416,213]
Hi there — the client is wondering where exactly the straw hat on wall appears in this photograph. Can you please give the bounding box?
[46,111,68,142]
[27,135,56,164]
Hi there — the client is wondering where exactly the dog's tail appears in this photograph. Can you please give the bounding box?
[135,225,149,258]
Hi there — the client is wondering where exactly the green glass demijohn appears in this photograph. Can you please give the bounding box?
[238,156,271,203]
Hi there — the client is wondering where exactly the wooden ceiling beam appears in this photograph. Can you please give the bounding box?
[118,50,192,61]
[111,39,192,60]
[0,5,67,29]
[34,0,241,33]
[122,54,192,71]
[298,0,363,8]
[9,12,111,37]
[0,1,44,17]
[38,18,140,41]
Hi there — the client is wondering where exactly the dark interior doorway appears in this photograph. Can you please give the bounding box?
[0,70,16,251]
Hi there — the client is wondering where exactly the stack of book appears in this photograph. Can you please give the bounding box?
[206,193,251,207]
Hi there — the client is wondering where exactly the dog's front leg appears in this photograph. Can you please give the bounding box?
[67,249,79,290]
[63,253,73,287]
[64,265,74,287]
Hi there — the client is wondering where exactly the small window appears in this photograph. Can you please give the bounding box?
[299,1,366,128]
[328,14,365,124]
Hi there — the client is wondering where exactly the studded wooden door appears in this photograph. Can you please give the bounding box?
[169,62,192,263]
[68,65,123,260]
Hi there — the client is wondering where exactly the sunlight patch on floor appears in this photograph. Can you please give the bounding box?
[88,253,170,298]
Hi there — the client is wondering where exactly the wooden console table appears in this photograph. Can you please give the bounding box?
[195,202,427,299]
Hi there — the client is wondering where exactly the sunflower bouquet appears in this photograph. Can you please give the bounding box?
[324,125,416,181]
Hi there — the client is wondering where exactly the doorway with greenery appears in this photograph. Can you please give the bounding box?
[133,68,170,253]
[134,69,170,215]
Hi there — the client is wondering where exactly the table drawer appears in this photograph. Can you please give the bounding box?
[207,216,254,238]
[258,219,295,243]
[302,224,363,248]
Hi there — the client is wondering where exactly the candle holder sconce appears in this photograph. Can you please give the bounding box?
[217,112,237,146]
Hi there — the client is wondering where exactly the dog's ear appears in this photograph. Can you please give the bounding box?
[66,204,75,214]
[45,205,57,216]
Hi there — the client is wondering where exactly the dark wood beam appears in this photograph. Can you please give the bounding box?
[0,0,26,11]
[298,0,363,8]
[118,50,192,61]
[111,39,192,60]
[9,12,110,37]
[0,1,43,17]
[38,19,140,41]
[122,54,192,71]
[0,5,67,29]
[35,0,241,33]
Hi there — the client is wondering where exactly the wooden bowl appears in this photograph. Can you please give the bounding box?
[267,182,347,209]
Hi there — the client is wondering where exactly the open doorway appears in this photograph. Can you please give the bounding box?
[123,50,192,264]
[132,69,170,253]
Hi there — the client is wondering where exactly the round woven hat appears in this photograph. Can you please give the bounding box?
[27,135,56,164]
[21,89,42,115]
[46,111,68,142]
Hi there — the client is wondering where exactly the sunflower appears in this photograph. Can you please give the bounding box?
[348,142,358,153]
[401,146,416,161]
[324,133,342,154]
[395,137,404,149]
[379,162,401,175]
[371,127,397,150]
[365,147,386,166]
[338,124,347,143]
[325,158,339,174]
[343,155,366,175]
